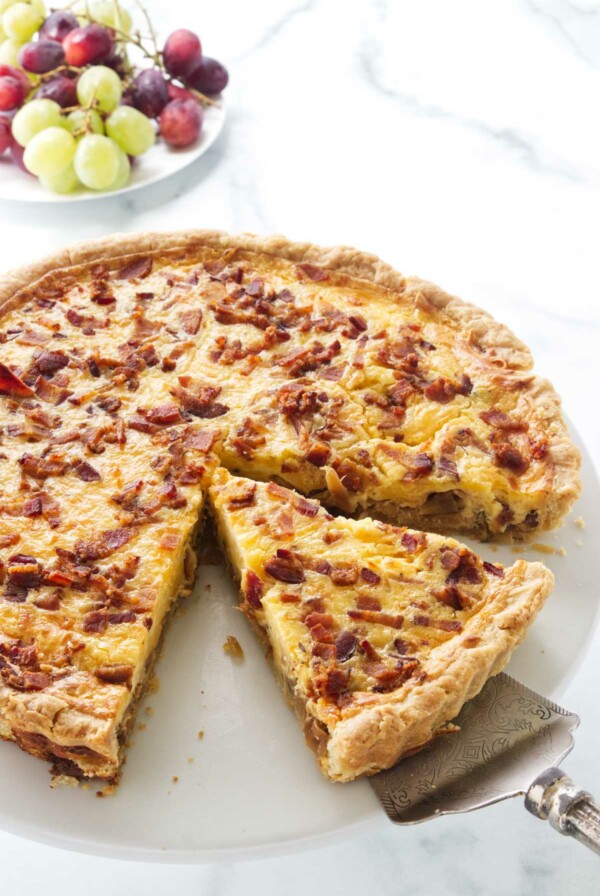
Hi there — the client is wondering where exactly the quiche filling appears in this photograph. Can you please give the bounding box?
[0,232,578,781]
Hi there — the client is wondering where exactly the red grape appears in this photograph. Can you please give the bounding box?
[19,40,65,74]
[0,116,11,154]
[0,76,25,112]
[159,98,203,147]
[134,68,169,119]
[103,49,126,77]
[162,29,201,78]
[40,10,79,43]
[0,65,30,96]
[10,141,31,174]
[36,75,78,107]
[63,24,113,67]
[167,82,195,103]
[187,56,229,94]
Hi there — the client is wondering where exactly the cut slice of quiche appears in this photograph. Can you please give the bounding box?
[209,468,554,782]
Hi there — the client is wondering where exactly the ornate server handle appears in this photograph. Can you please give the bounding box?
[525,767,600,855]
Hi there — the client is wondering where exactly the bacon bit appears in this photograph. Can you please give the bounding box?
[370,659,419,693]
[171,382,229,419]
[330,565,359,586]
[180,308,203,335]
[424,375,472,403]
[184,428,217,452]
[66,308,107,331]
[7,554,41,589]
[146,404,183,426]
[530,440,548,461]
[0,668,52,691]
[95,664,133,686]
[314,665,348,703]
[108,610,137,625]
[16,328,51,346]
[403,452,434,480]
[335,630,357,661]
[274,508,294,536]
[128,415,155,434]
[33,592,60,610]
[132,310,161,339]
[322,529,344,545]
[312,559,331,575]
[22,496,43,517]
[0,534,20,548]
[480,408,525,431]
[74,461,101,482]
[432,585,466,610]
[264,557,305,585]
[313,642,336,660]
[438,456,460,481]
[33,375,72,405]
[277,339,341,376]
[82,610,108,633]
[440,549,460,571]
[295,496,320,517]
[244,570,263,609]
[296,263,328,282]
[413,613,431,627]
[159,533,181,550]
[483,561,505,578]
[226,481,256,509]
[245,278,264,297]
[436,619,463,632]
[43,569,73,588]
[116,257,153,280]
[0,362,35,398]
[360,567,381,585]
[304,441,331,467]
[34,350,69,376]
[96,395,121,414]
[231,417,266,458]
[279,592,300,603]
[358,639,380,661]
[347,609,404,628]
[401,531,428,553]
[356,593,382,611]
[75,527,133,562]
[492,443,529,475]
[444,548,482,585]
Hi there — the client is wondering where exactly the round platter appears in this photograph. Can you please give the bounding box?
[0,101,225,203]
[0,428,596,863]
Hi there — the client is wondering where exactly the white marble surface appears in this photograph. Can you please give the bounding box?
[1,0,600,890]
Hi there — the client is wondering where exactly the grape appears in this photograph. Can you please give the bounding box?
[63,23,112,66]
[2,3,43,42]
[159,98,202,148]
[10,137,30,172]
[167,81,194,103]
[103,48,126,77]
[0,112,11,151]
[134,68,168,119]
[106,105,155,155]
[35,74,77,107]
[73,133,120,189]
[187,56,229,94]
[11,96,60,144]
[0,61,29,93]
[162,29,201,78]
[0,72,23,108]
[89,1,132,34]
[0,38,24,67]
[66,107,103,136]
[23,124,75,177]
[40,161,79,193]
[39,9,77,43]
[77,65,122,112]
[19,38,64,73]
[104,144,129,191]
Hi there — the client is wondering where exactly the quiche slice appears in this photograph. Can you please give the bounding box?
[209,469,554,782]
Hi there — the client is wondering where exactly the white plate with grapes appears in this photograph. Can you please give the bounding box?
[0,0,228,200]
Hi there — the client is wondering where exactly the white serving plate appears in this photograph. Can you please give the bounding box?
[0,101,225,203]
[0,429,596,863]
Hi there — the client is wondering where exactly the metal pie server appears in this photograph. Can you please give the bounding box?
[370,673,600,854]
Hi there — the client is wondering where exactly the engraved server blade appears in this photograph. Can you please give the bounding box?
[370,673,600,854]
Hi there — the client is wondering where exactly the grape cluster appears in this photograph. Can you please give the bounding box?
[0,1,228,194]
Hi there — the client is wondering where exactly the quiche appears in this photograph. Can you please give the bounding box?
[209,469,554,781]
[0,230,579,782]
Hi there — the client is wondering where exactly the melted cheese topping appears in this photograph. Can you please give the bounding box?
[0,243,571,776]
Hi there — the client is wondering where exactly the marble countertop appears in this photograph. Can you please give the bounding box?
[1,0,599,891]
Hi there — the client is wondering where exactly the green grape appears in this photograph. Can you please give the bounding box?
[106,106,155,156]
[73,133,120,190]
[104,144,130,191]
[0,37,22,66]
[29,0,44,17]
[89,0,131,34]
[77,65,122,113]
[66,107,104,137]
[11,98,61,145]
[23,125,76,177]
[2,2,43,42]
[39,161,80,194]
[0,0,17,14]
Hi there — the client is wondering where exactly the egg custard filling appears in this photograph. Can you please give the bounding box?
[0,231,578,781]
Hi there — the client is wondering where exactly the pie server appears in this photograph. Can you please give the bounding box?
[370,672,600,854]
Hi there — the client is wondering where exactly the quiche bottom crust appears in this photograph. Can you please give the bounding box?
[0,231,578,781]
